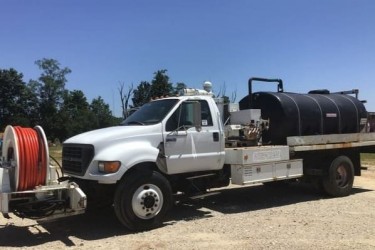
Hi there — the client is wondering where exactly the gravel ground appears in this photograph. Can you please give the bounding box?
[1,164,375,250]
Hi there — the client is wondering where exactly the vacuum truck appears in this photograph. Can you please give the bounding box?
[1,77,375,231]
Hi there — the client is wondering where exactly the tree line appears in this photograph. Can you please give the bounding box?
[0,59,186,142]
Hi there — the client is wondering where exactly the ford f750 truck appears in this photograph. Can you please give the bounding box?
[1,77,375,231]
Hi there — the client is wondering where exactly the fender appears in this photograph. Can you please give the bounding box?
[81,140,161,184]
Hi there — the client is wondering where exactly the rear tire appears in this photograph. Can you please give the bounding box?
[322,156,354,197]
[114,170,172,231]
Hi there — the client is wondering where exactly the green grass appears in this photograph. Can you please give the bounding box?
[361,153,375,165]
[49,145,62,163]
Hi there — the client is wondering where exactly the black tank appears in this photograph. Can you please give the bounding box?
[239,92,367,145]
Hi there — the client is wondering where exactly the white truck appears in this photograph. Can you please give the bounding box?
[1,77,375,231]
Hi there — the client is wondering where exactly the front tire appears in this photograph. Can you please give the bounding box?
[114,170,172,231]
[322,156,354,197]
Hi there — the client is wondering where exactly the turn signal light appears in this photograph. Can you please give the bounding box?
[98,161,121,173]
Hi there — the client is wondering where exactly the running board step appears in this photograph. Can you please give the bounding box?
[189,191,221,199]
[186,173,216,180]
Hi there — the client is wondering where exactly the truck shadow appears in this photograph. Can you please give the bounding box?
[0,183,372,248]
[168,183,371,218]
[0,207,126,247]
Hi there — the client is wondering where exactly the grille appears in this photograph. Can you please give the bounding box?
[62,144,94,176]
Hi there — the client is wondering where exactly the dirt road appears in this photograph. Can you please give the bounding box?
[1,165,375,250]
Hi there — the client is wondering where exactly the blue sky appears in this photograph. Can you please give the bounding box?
[1,0,374,116]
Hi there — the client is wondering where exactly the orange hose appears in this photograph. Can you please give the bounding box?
[14,126,26,191]
[36,128,47,185]
[13,126,47,191]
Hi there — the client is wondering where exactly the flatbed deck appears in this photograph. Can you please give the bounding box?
[287,132,375,152]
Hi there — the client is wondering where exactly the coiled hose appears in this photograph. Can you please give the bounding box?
[2,125,48,191]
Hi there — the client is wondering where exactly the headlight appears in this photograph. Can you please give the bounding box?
[98,161,121,173]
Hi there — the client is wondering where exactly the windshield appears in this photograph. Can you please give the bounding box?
[121,99,179,126]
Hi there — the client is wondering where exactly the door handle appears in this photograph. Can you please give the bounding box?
[166,137,177,142]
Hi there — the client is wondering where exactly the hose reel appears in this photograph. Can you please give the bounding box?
[0,125,49,192]
[0,125,87,220]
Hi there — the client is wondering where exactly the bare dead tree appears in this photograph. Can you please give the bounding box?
[118,82,134,119]
[231,88,237,103]
[215,81,226,98]
[215,82,237,103]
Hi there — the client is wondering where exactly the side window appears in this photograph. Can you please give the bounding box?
[181,102,195,126]
[166,102,195,131]
[199,100,213,126]
[166,109,178,131]
[166,100,213,131]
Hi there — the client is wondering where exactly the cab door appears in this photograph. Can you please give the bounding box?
[163,100,224,174]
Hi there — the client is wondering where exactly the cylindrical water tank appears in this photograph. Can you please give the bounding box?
[239,92,368,145]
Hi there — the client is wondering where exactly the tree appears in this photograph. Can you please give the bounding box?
[132,81,151,107]
[0,68,33,130]
[118,82,133,119]
[32,58,72,139]
[35,58,71,107]
[24,80,41,125]
[57,92,117,141]
[216,82,237,104]
[90,96,116,128]
[174,82,187,96]
[1,60,120,140]
[58,90,91,139]
[150,69,173,98]
[131,70,175,108]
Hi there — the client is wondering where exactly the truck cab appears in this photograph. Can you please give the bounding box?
[63,95,225,181]
[61,93,229,230]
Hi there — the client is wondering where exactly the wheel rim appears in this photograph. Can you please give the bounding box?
[335,164,348,187]
[132,184,164,219]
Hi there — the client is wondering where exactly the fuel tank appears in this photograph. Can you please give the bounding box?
[239,92,367,145]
